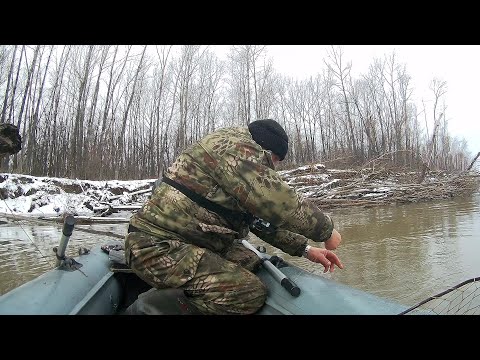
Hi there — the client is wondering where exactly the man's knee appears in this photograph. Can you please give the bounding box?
[185,264,268,315]
[232,274,268,314]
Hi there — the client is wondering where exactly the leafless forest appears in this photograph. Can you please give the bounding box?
[0,45,473,181]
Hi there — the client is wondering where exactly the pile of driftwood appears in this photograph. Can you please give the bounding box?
[1,159,478,227]
[280,164,480,210]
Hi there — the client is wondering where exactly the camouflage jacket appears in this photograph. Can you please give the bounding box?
[129,127,334,257]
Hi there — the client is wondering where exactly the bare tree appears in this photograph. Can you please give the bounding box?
[147,45,173,177]
[27,45,54,175]
[99,45,131,179]
[1,45,18,124]
[418,78,447,182]
[174,45,207,156]
[44,45,72,177]
[6,45,24,126]
[16,46,40,130]
[116,45,147,177]
[325,45,357,156]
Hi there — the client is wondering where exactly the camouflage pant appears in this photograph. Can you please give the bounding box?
[125,231,267,315]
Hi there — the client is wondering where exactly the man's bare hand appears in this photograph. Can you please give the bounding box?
[305,246,344,273]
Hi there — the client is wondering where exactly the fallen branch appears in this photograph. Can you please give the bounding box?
[467,152,480,171]
[0,212,130,224]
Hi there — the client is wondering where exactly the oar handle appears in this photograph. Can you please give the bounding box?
[281,278,301,297]
[62,215,75,236]
[262,259,301,297]
[55,214,76,267]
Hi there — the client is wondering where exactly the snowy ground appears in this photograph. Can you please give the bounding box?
[0,173,155,218]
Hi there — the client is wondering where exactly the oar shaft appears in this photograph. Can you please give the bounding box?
[55,215,76,267]
[241,239,301,297]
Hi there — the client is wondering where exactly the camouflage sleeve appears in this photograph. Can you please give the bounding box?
[216,149,334,245]
[250,227,310,257]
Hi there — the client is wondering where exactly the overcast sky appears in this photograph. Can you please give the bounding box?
[213,45,480,156]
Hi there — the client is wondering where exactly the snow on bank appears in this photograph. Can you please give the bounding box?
[4,162,472,219]
[0,163,333,218]
[0,173,155,217]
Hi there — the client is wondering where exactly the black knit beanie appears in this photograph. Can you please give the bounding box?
[248,119,289,161]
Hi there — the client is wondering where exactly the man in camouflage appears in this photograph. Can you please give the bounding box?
[125,119,344,315]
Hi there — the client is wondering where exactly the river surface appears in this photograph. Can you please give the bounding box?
[1,192,479,310]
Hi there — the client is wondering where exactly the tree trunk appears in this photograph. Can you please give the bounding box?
[467,152,480,171]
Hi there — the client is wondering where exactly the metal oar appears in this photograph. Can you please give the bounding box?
[241,239,301,297]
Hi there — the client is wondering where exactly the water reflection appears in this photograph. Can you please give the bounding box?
[0,193,479,309]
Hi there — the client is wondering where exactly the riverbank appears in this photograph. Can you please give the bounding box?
[1,164,479,223]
